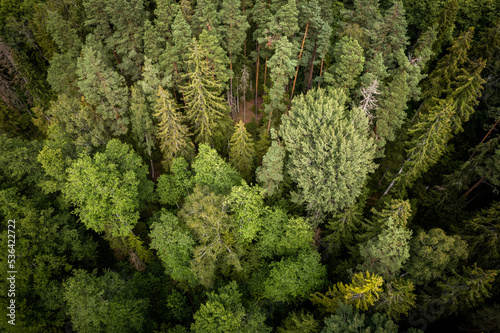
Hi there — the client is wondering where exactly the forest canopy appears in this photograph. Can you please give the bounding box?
[1,0,499,332]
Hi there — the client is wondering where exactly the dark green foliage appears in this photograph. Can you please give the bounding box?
[63,269,148,333]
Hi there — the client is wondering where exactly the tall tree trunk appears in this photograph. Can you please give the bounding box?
[264,56,267,88]
[230,60,233,103]
[306,40,318,91]
[255,43,260,120]
[290,21,309,108]
[462,176,487,198]
[318,57,324,88]
[382,158,409,197]
[243,91,246,122]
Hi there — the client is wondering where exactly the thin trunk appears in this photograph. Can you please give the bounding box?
[255,43,260,120]
[243,91,246,122]
[307,40,318,91]
[480,118,500,144]
[267,110,272,134]
[381,158,409,197]
[230,60,233,102]
[264,56,268,88]
[462,176,486,198]
[318,57,324,88]
[290,21,309,108]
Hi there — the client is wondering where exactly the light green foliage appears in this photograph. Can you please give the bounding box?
[229,121,255,180]
[376,278,416,320]
[281,88,376,216]
[154,86,194,168]
[263,250,326,302]
[311,272,384,312]
[324,36,365,92]
[359,199,412,279]
[76,35,129,136]
[149,211,198,286]
[156,157,192,207]
[257,209,314,258]
[277,311,320,333]
[437,264,497,314]
[256,129,285,196]
[129,85,155,159]
[405,228,468,285]
[226,182,267,243]
[321,302,398,333]
[138,57,171,104]
[192,144,242,195]
[64,139,154,237]
[63,269,148,333]
[179,185,242,287]
[182,38,228,144]
[192,281,271,333]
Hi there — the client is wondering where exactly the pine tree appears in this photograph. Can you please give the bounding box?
[265,36,297,131]
[220,0,250,96]
[76,34,129,136]
[192,0,220,35]
[181,38,228,144]
[324,36,365,93]
[256,129,285,197]
[238,65,250,121]
[154,86,194,169]
[229,121,255,181]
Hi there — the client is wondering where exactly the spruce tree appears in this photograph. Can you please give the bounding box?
[129,85,155,173]
[229,121,255,181]
[181,38,228,144]
[154,86,193,169]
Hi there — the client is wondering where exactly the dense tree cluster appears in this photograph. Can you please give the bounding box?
[1,0,499,332]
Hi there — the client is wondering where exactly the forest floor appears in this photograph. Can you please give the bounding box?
[231,96,265,124]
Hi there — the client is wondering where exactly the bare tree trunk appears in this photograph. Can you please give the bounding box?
[243,91,246,122]
[381,158,409,197]
[318,57,324,88]
[306,40,318,91]
[255,43,260,120]
[264,56,268,88]
[462,176,486,198]
[290,21,309,108]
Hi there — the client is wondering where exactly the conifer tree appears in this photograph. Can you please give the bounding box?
[437,264,497,314]
[154,86,194,169]
[265,36,297,131]
[358,201,412,280]
[324,36,365,93]
[192,0,220,35]
[171,7,193,86]
[281,88,376,217]
[423,27,474,103]
[198,29,231,88]
[274,0,300,38]
[376,278,416,320]
[182,38,228,144]
[229,121,255,181]
[405,228,468,285]
[256,129,285,197]
[220,0,250,96]
[129,85,155,174]
[76,35,129,136]
[311,272,384,313]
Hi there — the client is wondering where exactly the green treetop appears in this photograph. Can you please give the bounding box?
[76,35,129,136]
[154,86,194,169]
[64,139,154,238]
[280,88,376,217]
[229,121,255,181]
[256,129,285,197]
[181,38,229,144]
